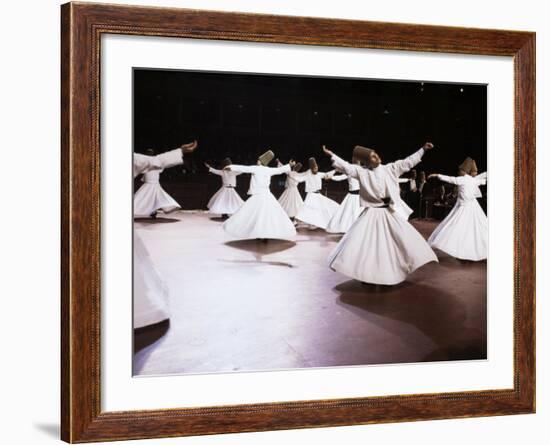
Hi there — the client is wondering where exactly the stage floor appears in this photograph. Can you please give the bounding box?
[134,212,487,376]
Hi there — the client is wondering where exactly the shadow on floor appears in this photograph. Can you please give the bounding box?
[225,239,296,255]
[334,280,486,362]
[134,217,180,224]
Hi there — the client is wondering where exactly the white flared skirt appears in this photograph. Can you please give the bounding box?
[428,200,488,261]
[134,183,180,217]
[207,186,244,215]
[223,191,296,240]
[329,207,438,285]
[295,192,339,229]
[278,186,304,217]
[134,232,170,328]
[326,193,363,233]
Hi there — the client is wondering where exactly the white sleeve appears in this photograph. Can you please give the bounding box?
[331,154,360,180]
[437,174,462,185]
[208,167,223,176]
[387,148,425,178]
[268,164,291,176]
[397,178,409,184]
[229,164,256,174]
[133,148,183,178]
[476,172,487,185]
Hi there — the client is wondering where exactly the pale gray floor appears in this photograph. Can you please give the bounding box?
[134,212,486,376]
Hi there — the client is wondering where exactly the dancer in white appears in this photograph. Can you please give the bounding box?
[133,141,198,328]
[323,143,438,285]
[326,158,364,233]
[276,159,305,220]
[134,149,181,218]
[427,157,488,261]
[222,150,297,240]
[205,157,244,218]
[294,157,339,230]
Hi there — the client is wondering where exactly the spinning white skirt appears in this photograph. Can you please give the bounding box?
[278,187,304,218]
[223,191,296,240]
[329,207,438,285]
[207,186,244,215]
[295,192,339,229]
[326,193,363,233]
[134,183,180,217]
[134,232,170,328]
[428,200,488,261]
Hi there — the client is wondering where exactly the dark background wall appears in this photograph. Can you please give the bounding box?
[133,68,487,210]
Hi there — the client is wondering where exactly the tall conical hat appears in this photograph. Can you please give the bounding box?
[308,157,319,173]
[258,150,275,166]
[459,157,478,175]
[221,157,232,167]
[293,162,303,172]
[352,145,374,163]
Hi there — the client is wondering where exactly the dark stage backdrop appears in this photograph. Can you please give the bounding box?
[133,69,487,210]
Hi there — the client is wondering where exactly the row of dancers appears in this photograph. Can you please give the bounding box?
[135,142,488,290]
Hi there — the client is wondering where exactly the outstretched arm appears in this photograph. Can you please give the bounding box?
[268,163,292,176]
[227,164,255,174]
[133,148,182,178]
[428,173,462,185]
[323,145,360,180]
[132,141,198,178]
[388,142,433,178]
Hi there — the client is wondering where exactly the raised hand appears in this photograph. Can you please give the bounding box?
[423,142,434,151]
[322,145,334,157]
[181,140,198,153]
[204,162,211,169]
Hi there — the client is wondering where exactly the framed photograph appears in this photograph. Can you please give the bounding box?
[61,2,535,442]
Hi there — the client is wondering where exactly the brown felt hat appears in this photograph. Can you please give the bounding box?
[352,145,375,163]
[308,157,319,173]
[258,150,275,166]
[459,157,478,175]
[293,162,303,172]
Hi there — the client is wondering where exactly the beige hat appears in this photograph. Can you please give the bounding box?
[258,150,275,166]
[293,162,303,172]
[352,145,375,164]
[308,157,319,174]
[459,157,478,175]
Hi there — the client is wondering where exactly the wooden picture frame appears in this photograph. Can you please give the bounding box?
[61,2,535,442]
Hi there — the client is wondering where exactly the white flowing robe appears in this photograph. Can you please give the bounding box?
[326,173,363,233]
[222,164,297,240]
[328,148,438,285]
[207,167,244,215]
[134,169,181,217]
[428,173,488,260]
[294,169,339,229]
[133,148,183,328]
[278,167,306,217]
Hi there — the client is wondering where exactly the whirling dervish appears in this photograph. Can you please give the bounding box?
[276,159,305,220]
[323,142,438,285]
[427,157,488,261]
[326,156,364,233]
[134,149,181,218]
[133,140,198,328]
[294,157,339,230]
[205,157,245,219]
[222,150,297,240]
